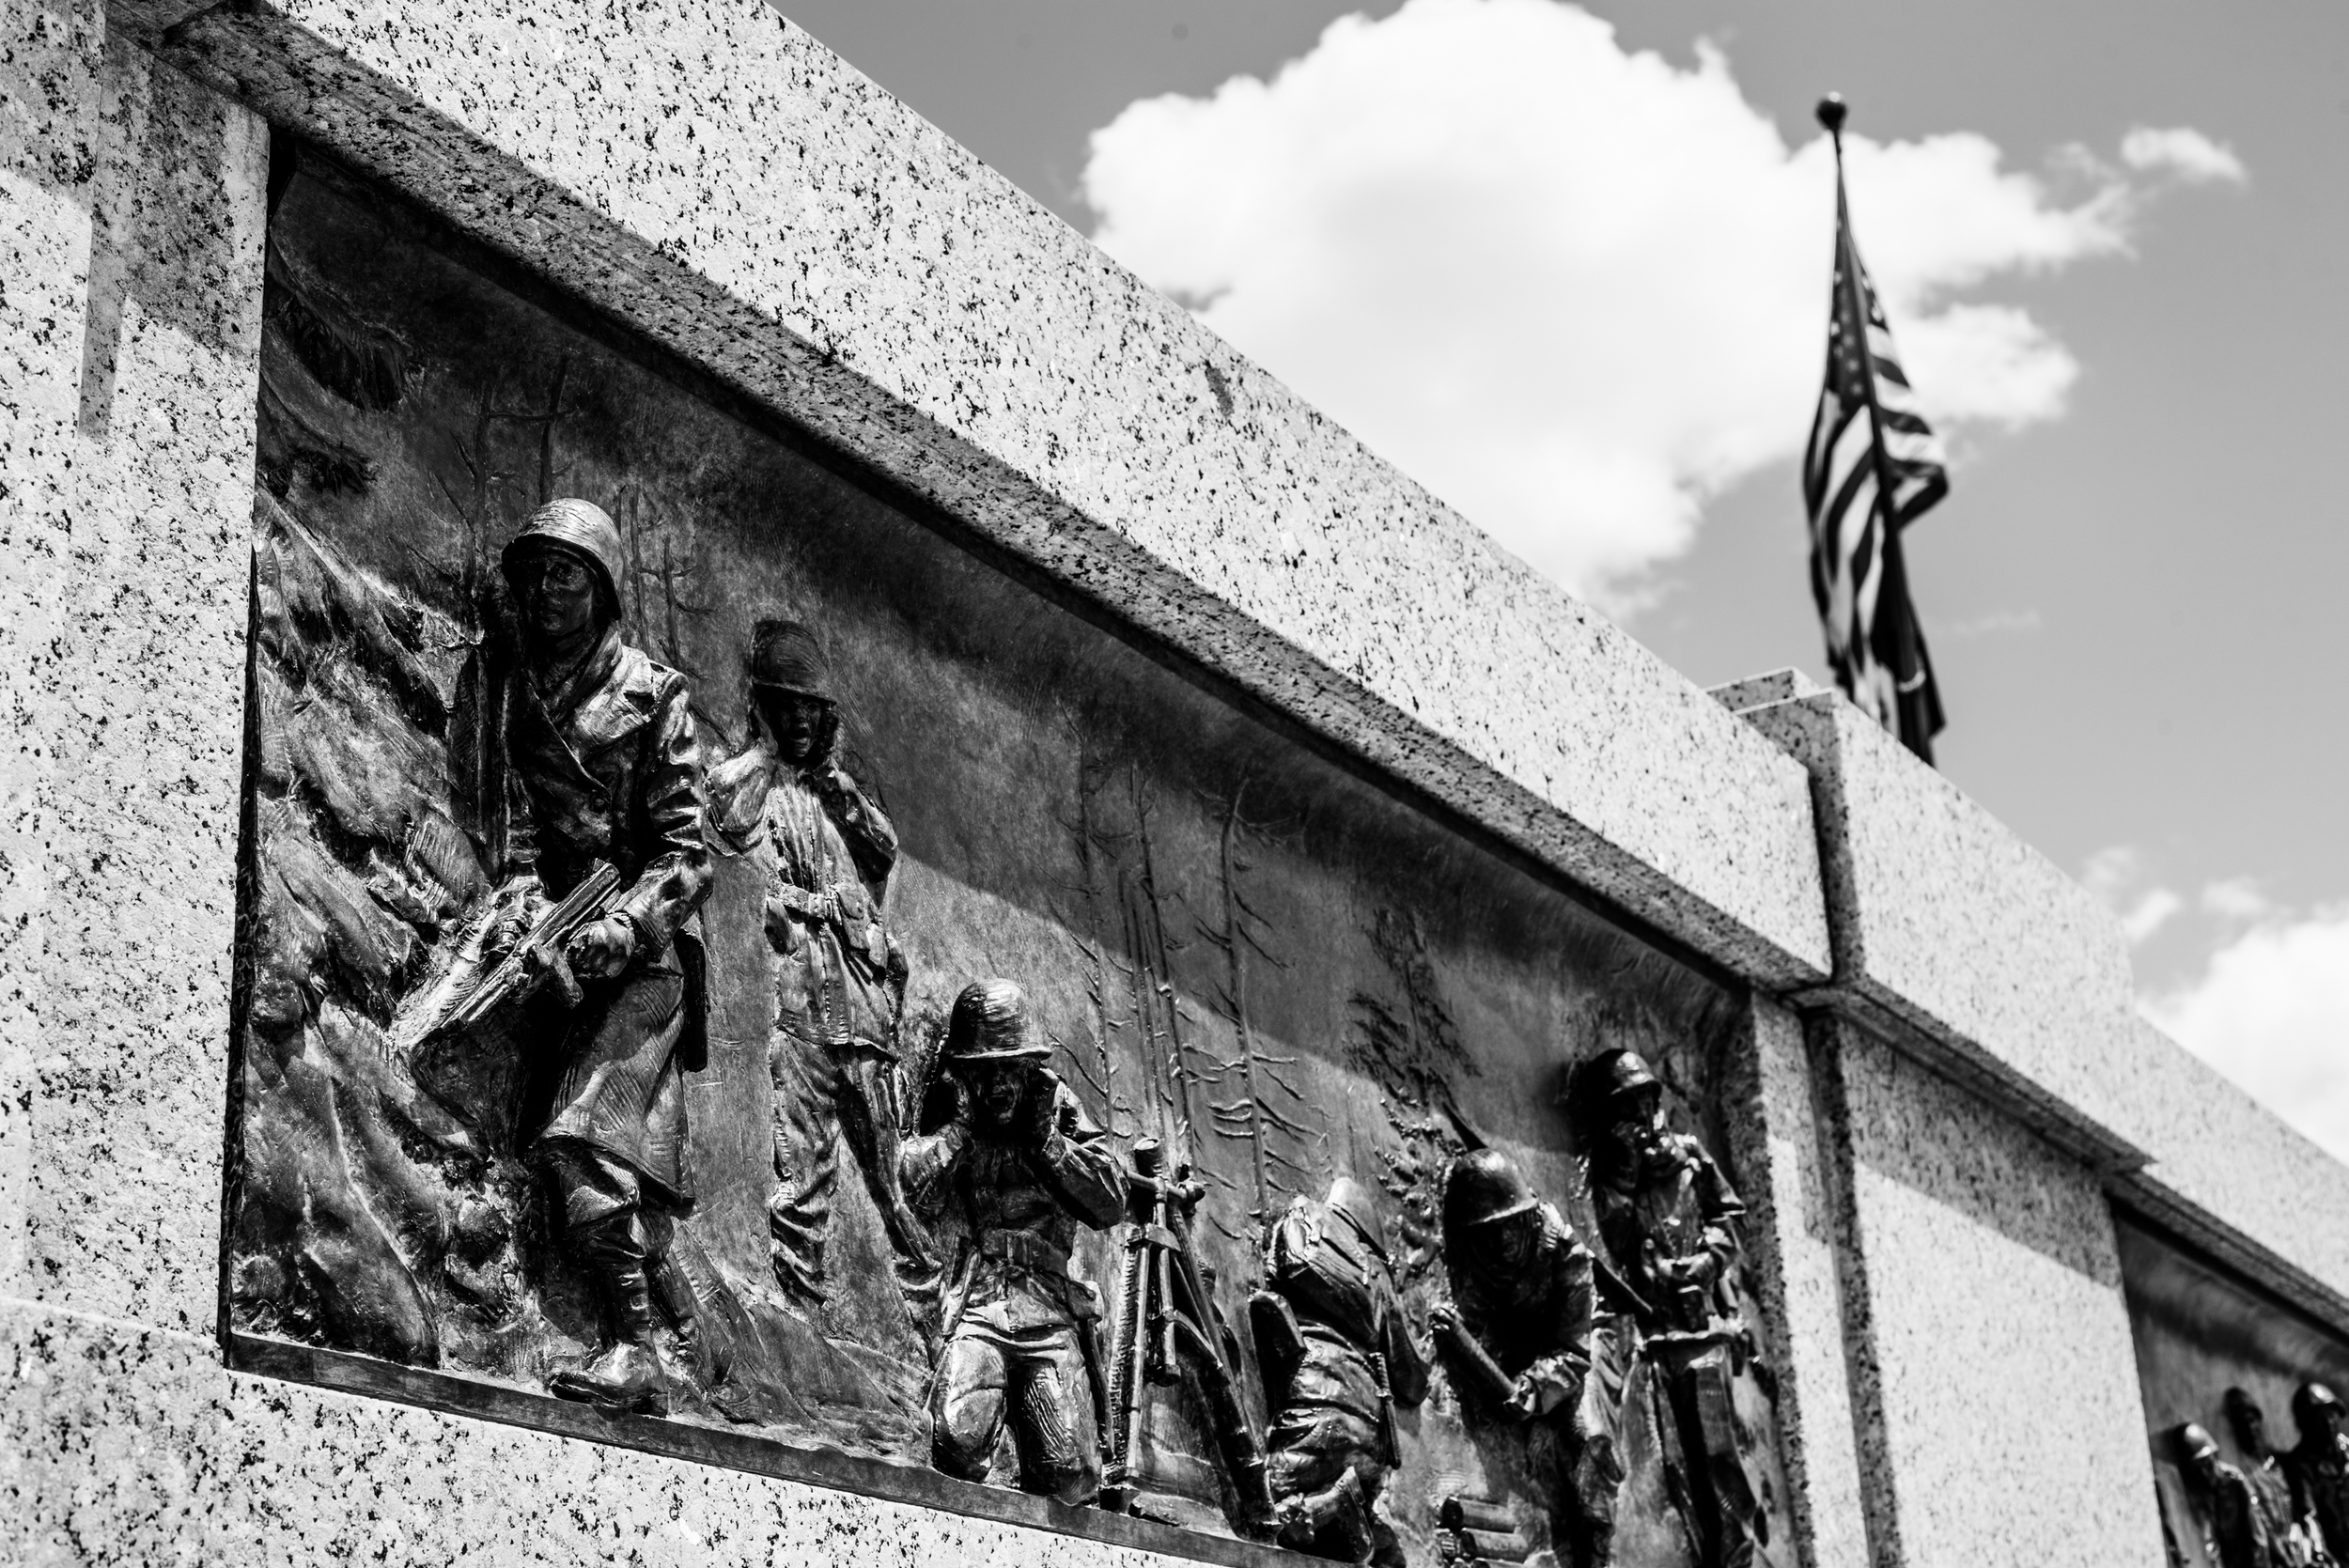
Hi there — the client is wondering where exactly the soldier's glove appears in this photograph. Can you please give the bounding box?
[1023,1071,1065,1150]
[566,914,637,981]
[487,874,546,956]
[1509,1359,1582,1421]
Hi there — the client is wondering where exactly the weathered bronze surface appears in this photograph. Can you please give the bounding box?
[2120,1217,2349,1567]
[227,147,1796,1564]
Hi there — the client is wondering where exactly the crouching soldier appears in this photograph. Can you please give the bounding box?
[705,619,932,1323]
[1251,1177,1430,1565]
[454,499,712,1413]
[1433,1149,1606,1567]
[903,980,1122,1504]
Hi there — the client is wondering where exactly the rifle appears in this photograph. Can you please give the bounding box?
[1433,1310,1519,1406]
[443,861,624,1033]
[1100,1138,1273,1531]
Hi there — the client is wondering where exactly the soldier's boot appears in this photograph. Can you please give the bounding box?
[1230,1452,1278,1540]
[551,1262,670,1415]
[1274,1470,1375,1563]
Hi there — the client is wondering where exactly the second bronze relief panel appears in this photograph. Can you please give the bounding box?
[229,149,1797,1568]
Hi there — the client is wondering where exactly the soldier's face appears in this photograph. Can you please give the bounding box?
[1610,1091,1667,1160]
[970,1062,1030,1126]
[2188,1449,2218,1489]
[2232,1401,2265,1452]
[761,691,832,765]
[1473,1211,1539,1275]
[514,549,599,644]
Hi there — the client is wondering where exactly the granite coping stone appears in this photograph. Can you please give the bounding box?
[141,0,1831,989]
[1734,690,2151,1168]
[2106,1014,2349,1327]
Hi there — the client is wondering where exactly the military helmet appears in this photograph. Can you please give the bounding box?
[941,978,1051,1063]
[1443,1148,1542,1234]
[1597,1048,1662,1106]
[501,498,623,613]
[749,618,832,701]
[2174,1422,2219,1464]
[2297,1382,2343,1431]
[1325,1176,1389,1263]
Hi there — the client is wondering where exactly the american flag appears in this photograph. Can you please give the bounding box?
[1802,149,1949,763]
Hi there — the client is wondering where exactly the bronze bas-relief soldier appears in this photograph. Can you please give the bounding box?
[1250,1177,1431,1565]
[902,979,1122,1504]
[1432,1149,1605,1567]
[2228,1388,2326,1568]
[706,620,931,1317]
[2180,1421,2279,1568]
[1583,1049,1757,1568]
[2289,1384,2349,1564]
[452,499,713,1413]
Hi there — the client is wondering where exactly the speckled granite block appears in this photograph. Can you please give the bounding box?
[1831,1022,2164,1568]
[1719,1000,1869,1568]
[3,30,266,1333]
[1,0,106,1302]
[0,1300,1243,1568]
[2106,1015,2349,1322]
[1736,691,2144,1167]
[149,0,1831,988]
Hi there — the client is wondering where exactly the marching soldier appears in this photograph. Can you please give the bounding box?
[2179,1421,2279,1568]
[705,618,932,1321]
[1432,1149,1604,1567]
[2226,1387,2324,1567]
[1579,1048,1758,1568]
[453,498,712,1413]
[2290,1384,2349,1563]
[1251,1176,1431,1565]
[902,979,1122,1504]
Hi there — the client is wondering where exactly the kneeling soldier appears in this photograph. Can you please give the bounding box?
[903,980,1122,1504]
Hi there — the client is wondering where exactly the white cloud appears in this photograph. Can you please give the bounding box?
[2200,877,2274,923]
[2148,906,2349,1164]
[2122,126,2248,186]
[1083,0,2240,608]
[2082,845,2184,946]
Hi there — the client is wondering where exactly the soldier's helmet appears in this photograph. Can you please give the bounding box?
[2296,1382,2343,1433]
[941,978,1052,1063]
[749,619,832,701]
[1598,1048,1662,1106]
[1564,1047,1663,1148]
[2174,1422,2220,1465]
[1443,1148,1543,1236]
[1325,1176,1389,1264]
[501,498,623,614]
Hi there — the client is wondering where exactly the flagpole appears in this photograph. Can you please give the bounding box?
[1814,92,1938,764]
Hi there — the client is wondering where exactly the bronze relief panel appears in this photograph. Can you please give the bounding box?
[227,147,1796,1568]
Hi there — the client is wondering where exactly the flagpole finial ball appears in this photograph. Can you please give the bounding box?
[1816,95,1848,135]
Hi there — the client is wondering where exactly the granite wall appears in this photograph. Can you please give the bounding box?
[3,4,2343,1568]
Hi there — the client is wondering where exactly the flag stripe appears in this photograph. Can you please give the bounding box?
[1803,164,1950,763]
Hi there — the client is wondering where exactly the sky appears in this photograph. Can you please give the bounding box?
[769,0,2349,1161]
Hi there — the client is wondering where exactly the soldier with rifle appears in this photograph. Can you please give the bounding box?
[1578,1048,1759,1568]
[443,499,712,1414]
[1431,1148,1606,1568]
[705,618,932,1324]
[2178,1421,2279,1568]
[901,979,1122,1504]
[2289,1383,2349,1564]
[2227,1387,2327,1567]
[1251,1176,1429,1565]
